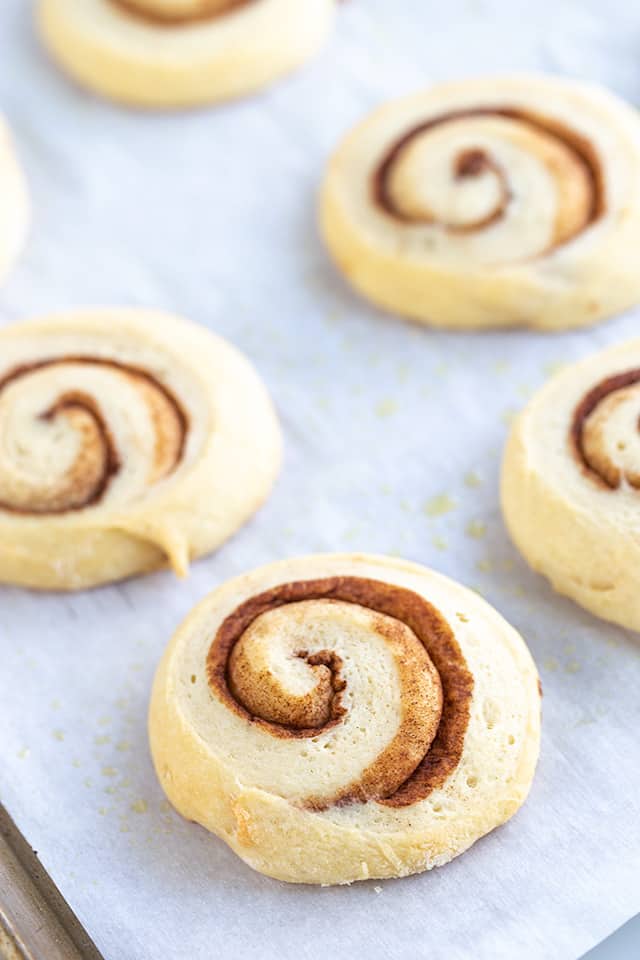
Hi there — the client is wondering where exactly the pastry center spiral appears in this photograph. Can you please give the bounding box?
[374,107,602,258]
[572,370,640,489]
[0,357,187,515]
[207,577,473,809]
[109,0,253,25]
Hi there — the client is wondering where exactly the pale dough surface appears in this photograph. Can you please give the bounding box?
[502,338,640,631]
[149,552,541,884]
[321,74,640,330]
[37,0,336,107]
[0,116,29,288]
[0,309,282,590]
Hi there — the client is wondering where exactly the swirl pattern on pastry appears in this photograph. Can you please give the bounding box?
[571,370,640,490]
[207,576,473,809]
[321,75,640,330]
[502,339,640,631]
[373,107,602,248]
[0,309,281,590]
[0,357,186,514]
[0,116,29,287]
[37,0,337,108]
[150,554,541,884]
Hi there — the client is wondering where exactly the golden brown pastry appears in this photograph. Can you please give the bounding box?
[0,309,281,590]
[321,75,640,330]
[150,553,541,884]
[37,0,337,107]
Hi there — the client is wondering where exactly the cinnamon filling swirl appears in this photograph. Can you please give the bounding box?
[207,576,474,809]
[571,369,640,489]
[0,356,187,514]
[373,107,603,250]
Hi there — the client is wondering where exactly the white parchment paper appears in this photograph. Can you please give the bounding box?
[1,2,639,958]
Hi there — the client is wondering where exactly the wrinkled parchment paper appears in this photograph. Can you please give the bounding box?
[1,2,639,957]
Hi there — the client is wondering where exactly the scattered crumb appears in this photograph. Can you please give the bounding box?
[543,657,559,672]
[52,729,65,742]
[131,799,148,814]
[116,740,131,752]
[476,557,493,573]
[456,612,469,623]
[374,885,383,894]
[432,535,448,551]
[464,470,482,488]
[17,747,30,759]
[396,363,409,383]
[98,716,111,727]
[375,398,397,418]
[342,526,361,543]
[94,735,111,746]
[565,659,581,674]
[465,519,486,540]
[544,360,567,377]
[424,494,456,517]
[101,766,118,778]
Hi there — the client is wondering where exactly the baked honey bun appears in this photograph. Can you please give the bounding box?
[0,116,29,287]
[149,553,541,884]
[503,338,640,632]
[321,75,640,330]
[37,0,336,108]
[0,309,281,590]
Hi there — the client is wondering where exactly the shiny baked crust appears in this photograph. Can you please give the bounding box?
[502,338,640,631]
[37,0,336,108]
[149,553,541,884]
[0,309,281,590]
[320,75,640,330]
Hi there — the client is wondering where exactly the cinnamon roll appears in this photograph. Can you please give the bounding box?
[502,338,640,631]
[0,309,281,590]
[321,75,640,330]
[37,0,336,107]
[149,553,541,884]
[0,117,29,286]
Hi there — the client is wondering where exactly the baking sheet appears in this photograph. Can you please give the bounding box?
[1,1,640,958]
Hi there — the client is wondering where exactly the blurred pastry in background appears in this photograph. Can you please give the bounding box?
[37,0,336,108]
[321,75,640,331]
[0,115,29,287]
